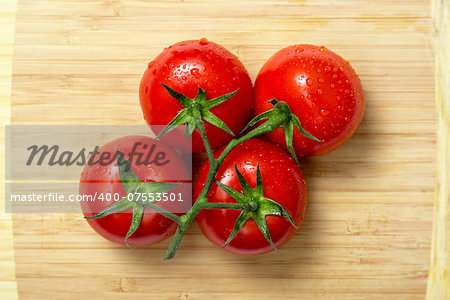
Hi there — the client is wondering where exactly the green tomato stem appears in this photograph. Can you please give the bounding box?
[204,202,247,210]
[164,123,273,259]
[142,202,182,225]
[196,121,216,168]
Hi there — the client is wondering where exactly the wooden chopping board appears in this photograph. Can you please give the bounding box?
[8,0,441,299]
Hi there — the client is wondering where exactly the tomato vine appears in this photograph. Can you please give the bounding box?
[86,84,320,259]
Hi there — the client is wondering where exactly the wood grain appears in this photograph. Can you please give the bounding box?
[426,0,450,299]
[0,0,18,299]
[10,0,437,299]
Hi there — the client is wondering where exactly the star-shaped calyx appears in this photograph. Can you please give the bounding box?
[156,84,238,138]
[85,150,182,248]
[214,163,297,250]
[240,99,322,165]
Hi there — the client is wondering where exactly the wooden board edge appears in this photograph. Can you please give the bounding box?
[0,0,18,299]
[426,0,450,299]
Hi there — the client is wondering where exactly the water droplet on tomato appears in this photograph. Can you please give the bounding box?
[307,94,312,100]
[319,46,327,52]
[332,74,337,79]
[199,38,209,45]
[333,67,338,72]
[320,109,329,116]
[295,47,304,53]
[339,66,345,71]
[330,83,335,88]
[336,96,341,101]
[147,61,154,69]
[324,66,331,72]
[317,88,323,94]
[152,69,156,75]
[190,68,200,78]
[145,86,149,94]
[306,78,313,86]
[318,78,324,83]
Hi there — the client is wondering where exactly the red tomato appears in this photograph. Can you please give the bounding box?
[139,39,253,153]
[194,139,307,255]
[79,136,190,247]
[254,44,365,156]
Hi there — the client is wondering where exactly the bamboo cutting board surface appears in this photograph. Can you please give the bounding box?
[8,0,440,299]
[0,0,18,299]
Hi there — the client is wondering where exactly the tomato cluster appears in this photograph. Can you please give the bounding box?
[80,39,364,257]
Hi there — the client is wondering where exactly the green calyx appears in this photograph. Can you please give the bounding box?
[240,99,321,165]
[156,84,238,139]
[85,150,182,248]
[214,163,297,250]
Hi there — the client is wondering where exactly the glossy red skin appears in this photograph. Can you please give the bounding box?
[139,39,253,153]
[79,136,189,247]
[254,44,365,156]
[194,139,307,255]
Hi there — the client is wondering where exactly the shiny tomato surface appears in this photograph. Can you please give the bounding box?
[79,136,189,247]
[139,39,253,152]
[194,139,307,255]
[254,44,365,156]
